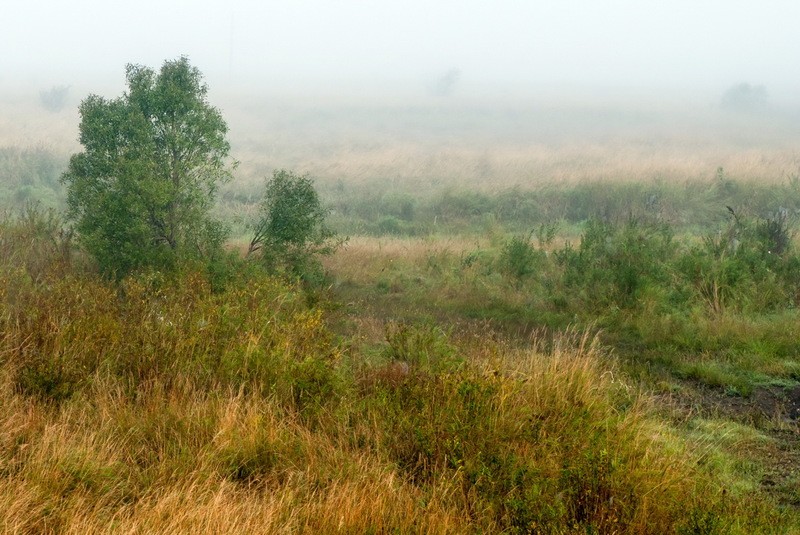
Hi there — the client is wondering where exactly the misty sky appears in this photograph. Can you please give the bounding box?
[3,1,800,99]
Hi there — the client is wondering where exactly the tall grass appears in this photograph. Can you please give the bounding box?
[0,211,793,533]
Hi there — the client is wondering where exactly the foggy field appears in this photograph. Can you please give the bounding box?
[131,98,800,200]
[6,0,800,529]
[2,83,800,533]
[222,97,800,190]
[6,89,800,173]
[4,91,800,216]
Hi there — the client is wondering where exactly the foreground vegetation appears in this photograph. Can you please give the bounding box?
[1,207,796,533]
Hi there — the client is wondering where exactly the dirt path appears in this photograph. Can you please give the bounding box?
[656,383,800,508]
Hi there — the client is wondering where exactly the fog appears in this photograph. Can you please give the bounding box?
[3,0,800,196]
[3,0,800,104]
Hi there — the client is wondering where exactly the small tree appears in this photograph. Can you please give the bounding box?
[39,85,70,113]
[61,57,232,278]
[720,83,768,113]
[248,169,338,278]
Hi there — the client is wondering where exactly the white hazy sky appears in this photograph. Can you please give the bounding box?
[2,0,799,100]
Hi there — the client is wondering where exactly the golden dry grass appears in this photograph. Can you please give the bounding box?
[0,369,471,534]
[1,240,781,534]
[324,235,492,286]
[235,141,800,194]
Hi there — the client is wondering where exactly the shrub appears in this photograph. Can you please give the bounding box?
[379,192,416,221]
[0,203,73,282]
[249,169,339,282]
[557,218,674,310]
[39,85,70,113]
[375,215,403,235]
[721,83,768,113]
[383,322,461,373]
[435,190,492,221]
[499,232,545,281]
[677,208,798,314]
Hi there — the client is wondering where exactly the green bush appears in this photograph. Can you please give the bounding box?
[249,169,339,282]
[499,232,545,281]
[379,192,416,221]
[677,208,798,314]
[375,215,403,235]
[383,322,462,373]
[39,85,70,113]
[435,190,492,221]
[557,218,674,310]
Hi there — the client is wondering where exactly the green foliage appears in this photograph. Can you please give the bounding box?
[383,322,461,373]
[379,192,415,221]
[0,204,75,292]
[319,173,800,240]
[249,169,338,281]
[1,268,338,403]
[755,208,792,256]
[677,208,797,314]
[61,57,233,279]
[500,223,558,281]
[375,215,403,235]
[557,218,674,310]
[378,371,498,485]
[0,146,66,208]
[359,338,765,533]
[499,230,548,281]
[435,189,493,221]
[0,212,795,532]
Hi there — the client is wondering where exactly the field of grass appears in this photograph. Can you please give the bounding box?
[2,92,800,532]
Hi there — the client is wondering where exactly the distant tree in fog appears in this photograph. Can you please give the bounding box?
[39,85,70,113]
[721,83,768,113]
[431,68,462,97]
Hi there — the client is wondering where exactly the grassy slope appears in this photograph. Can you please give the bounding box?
[0,213,796,533]
[2,97,800,531]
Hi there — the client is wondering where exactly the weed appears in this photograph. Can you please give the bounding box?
[499,232,545,281]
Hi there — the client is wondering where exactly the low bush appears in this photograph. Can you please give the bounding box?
[249,169,341,285]
[499,232,546,281]
[556,218,675,310]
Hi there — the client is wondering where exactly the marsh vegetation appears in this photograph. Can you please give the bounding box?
[1,70,800,532]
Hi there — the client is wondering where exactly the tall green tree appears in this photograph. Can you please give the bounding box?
[62,57,233,278]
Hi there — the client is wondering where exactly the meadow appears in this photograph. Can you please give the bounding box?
[1,90,800,532]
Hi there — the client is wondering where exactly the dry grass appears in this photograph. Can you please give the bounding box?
[0,369,469,534]
[0,215,786,532]
[1,331,760,534]
[325,235,492,287]
[3,93,799,199]
[2,95,799,532]
[235,141,800,195]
